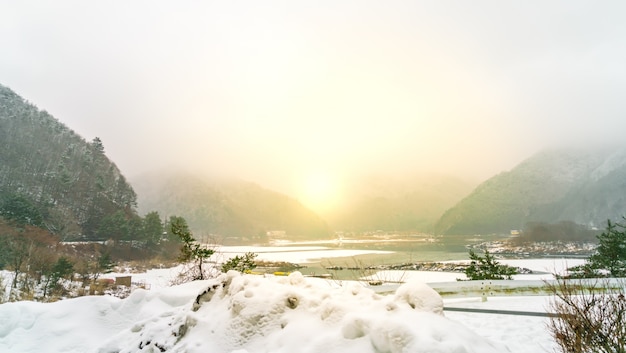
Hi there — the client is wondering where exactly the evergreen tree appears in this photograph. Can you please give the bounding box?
[464,249,517,280]
[51,256,74,283]
[143,211,164,246]
[125,215,143,242]
[90,137,105,154]
[95,252,114,278]
[588,219,626,277]
[170,216,214,280]
[97,210,129,242]
[43,256,74,298]
[221,252,258,273]
[0,193,45,227]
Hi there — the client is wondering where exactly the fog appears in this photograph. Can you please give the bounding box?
[2,1,626,210]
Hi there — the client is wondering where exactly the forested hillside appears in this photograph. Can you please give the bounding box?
[133,172,330,241]
[0,84,137,240]
[435,146,626,235]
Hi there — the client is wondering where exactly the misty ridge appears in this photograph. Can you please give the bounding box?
[3,82,626,244]
[134,146,626,240]
[132,170,476,239]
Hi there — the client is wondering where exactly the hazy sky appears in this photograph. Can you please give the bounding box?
[2,1,626,212]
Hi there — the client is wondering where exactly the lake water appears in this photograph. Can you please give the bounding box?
[217,233,515,278]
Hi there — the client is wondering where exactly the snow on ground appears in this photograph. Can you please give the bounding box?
[367,258,588,283]
[446,257,586,275]
[500,258,586,275]
[368,270,465,283]
[90,246,394,291]
[102,265,189,290]
[1,271,516,353]
[217,246,587,274]
[0,258,582,353]
[444,296,557,353]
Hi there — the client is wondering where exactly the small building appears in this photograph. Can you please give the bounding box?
[115,276,132,287]
[266,230,286,237]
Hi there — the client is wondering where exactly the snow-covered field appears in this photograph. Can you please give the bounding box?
[0,270,558,353]
[0,256,581,353]
[445,296,556,353]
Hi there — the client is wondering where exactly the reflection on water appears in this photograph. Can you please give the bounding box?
[267,234,510,277]
[275,234,505,259]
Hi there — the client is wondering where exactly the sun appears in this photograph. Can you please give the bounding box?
[298,171,342,214]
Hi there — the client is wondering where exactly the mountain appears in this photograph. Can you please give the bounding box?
[327,175,476,233]
[435,146,626,235]
[0,84,137,239]
[132,172,330,240]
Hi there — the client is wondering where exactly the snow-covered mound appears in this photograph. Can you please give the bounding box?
[0,272,507,353]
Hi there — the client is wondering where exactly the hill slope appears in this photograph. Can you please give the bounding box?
[327,175,475,233]
[0,84,137,239]
[133,172,330,240]
[435,146,626,235]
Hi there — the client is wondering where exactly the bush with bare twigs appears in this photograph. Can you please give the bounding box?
[546,278,626,353]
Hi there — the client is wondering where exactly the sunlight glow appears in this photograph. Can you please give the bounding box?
[298,170,342,215]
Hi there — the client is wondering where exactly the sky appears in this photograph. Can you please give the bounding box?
[2,1,626,211]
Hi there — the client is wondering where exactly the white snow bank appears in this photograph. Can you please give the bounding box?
[363,258,587,285]
[366,270,466,283]
[499,258,586,275]
[444,296,557,353]
[0,272,508,353]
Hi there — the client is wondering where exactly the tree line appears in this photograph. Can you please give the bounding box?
[0,210,187,301]
[0,212,260,302]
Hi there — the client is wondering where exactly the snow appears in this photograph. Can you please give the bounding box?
[1,258,585,352]
[444,296,556,353]
[367,270,465,283]
[0,266,568,353]
[0,272,507,353]
[365,257,588,284]
[499,258,587,275]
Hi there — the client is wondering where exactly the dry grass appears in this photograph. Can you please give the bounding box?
[546,278,626,353]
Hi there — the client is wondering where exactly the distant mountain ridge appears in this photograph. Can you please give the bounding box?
[9,82,624,240]
[133,172,330,240]
[326,175,475,233]
[435,146,626,235]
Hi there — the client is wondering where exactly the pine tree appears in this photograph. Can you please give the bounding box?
[142,211,164,246]
[170,216,214,280]
[97,252,114,275]
[464,249,517,280]
[90,137,105,154]
[588,219,626,277]
[221,252,258,273]
[43,256,74,298]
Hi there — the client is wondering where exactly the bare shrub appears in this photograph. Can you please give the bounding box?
[323,258,406,286]
[546,278,626,353]
[0,273,6,303]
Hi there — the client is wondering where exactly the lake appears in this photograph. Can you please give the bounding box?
[216,233,518,278]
